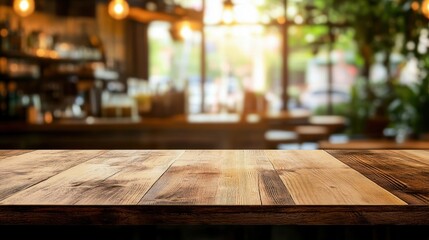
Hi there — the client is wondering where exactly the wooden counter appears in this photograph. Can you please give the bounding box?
[0,113,310,149]
[1,150,429,225]
[319,139,429,150]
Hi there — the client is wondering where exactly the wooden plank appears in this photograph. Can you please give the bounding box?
[215,150,294,205]
[140,150,229,205]
[253,150,295,205]
[0,150,34,160]
[265,150,405,205]
[140,150,294,205]
[328,150,429,205]
[1,150,184,205]
[400,150,429,165]
[0,150,105,201]
[319,140,429,150]
[1,205,429,225]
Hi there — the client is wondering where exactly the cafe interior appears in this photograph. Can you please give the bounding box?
[2,1,429,240]
[0,0,429,150]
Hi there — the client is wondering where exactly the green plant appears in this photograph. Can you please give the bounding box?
[388,76,429,138]
[348,78,395,135]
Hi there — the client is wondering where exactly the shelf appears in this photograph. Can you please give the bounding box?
[0,50,104,65]
[0,74,38,82]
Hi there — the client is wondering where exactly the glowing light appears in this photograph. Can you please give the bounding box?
[13,0,35,17]
[277,16,286,24]
[411,1,420,11]
[406,41,416,51]
[266,34,280,49]
[222,0,235,24]
[222,10,234,24]
[287,6,298,18]
[289,26,298,35]
[180,22,193,40]
[44,112,53,124]
[294,15,304,24]
[108,0,129,20]
[260,14,271,24]
[234,4,260,24]
[305,34,315,43]
[423,0,429,18]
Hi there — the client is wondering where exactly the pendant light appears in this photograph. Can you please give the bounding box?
[108,0,130,20]
[222,0,235,24]
[13,0,35,17]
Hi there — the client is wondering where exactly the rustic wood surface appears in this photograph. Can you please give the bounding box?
[319,139,429,150]
[0,150,428,225]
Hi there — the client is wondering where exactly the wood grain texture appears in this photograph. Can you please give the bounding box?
[266,150,405,205]
[2,150,184,204]
[1,150,429,225]
[0,150,105,201]
[0,150,34,160]
[140,150,294,205]
[328,150,429,204]
[319,140,429,150]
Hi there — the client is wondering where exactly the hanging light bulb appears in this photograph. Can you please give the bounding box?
[222,0,235,24]
[179,21,193,40]
[13,0,35,17]
[108,0,130,20]
[422,0,429,19]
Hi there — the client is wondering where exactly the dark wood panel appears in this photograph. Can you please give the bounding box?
[1,205,429,225]
[328,150,429,205]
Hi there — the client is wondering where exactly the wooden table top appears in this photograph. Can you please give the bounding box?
[1,149,429,225]
[319,139,429,150]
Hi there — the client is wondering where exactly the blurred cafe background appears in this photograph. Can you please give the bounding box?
[0,0,428,149]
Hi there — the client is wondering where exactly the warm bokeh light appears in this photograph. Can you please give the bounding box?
[234,4,260,24]
[287,5,298,18]
[411,1,420,11]
[423,0,429,18]
[13,0,35,17]
[179,21,193,39]
[305,34,315,43]
[108,0,129,20]
[294,14,304,24]
[222,1,235,24]
[277,16,286,24]
[265,34,280,49]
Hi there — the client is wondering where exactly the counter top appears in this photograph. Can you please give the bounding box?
[319,139,429,150]
[1,150,428,225]
[0,112,312,149]
[0,112,311,132]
